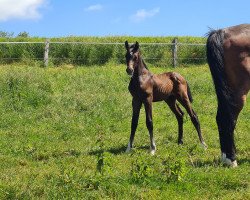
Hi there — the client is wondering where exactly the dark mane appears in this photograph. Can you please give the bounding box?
[142,58,149,70]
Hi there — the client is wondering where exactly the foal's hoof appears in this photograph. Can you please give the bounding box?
[178,141,183,145]
[125,147,131,153]
[150,149,156,155]
[125,142,132,153]
[150,146,156,155]
[201,142,208,150]
[221,153,238,168]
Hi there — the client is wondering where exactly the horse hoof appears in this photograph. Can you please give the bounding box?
[125,142,132,153]
[150,149,156,155]
[221,153,238,168]
[201,142,208,150]
[223,158,238,168]
[125,146,131,153]
[150,146,156,155]
[125,148,131,153]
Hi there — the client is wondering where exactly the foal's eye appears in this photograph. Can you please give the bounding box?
[126,53,132,58]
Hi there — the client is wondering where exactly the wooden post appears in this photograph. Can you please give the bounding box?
[44,39,50,67]
[172,38,178,67]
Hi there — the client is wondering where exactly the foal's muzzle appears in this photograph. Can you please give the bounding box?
[126,67,134,77]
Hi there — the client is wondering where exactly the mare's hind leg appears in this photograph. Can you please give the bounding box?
[126,97,142,153]
[165,97,184,144]
[219,92,247,167]
[216,103,236,166]
[177,95,207,149]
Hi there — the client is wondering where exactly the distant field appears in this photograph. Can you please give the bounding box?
[0,64,249,199]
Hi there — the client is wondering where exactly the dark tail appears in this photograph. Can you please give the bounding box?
[186,82,193,103]
[206,29,234,124]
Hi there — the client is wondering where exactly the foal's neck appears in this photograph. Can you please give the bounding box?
[135,55,149,77]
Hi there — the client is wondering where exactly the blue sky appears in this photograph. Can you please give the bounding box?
[0,0,249,37]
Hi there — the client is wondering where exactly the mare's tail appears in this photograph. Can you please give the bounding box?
[206,29,234,129]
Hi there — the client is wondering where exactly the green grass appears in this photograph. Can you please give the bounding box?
[0,36,206,66]
[0,35,206,43]
[0,64,249,199]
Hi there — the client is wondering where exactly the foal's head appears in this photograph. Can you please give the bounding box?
[124,41,140,76]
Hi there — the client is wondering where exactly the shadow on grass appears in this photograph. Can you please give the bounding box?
[88,146,126,156]
[238,158,250,165]
[88,145,151,156]
[191,157,250,168]
[108,146,127,155]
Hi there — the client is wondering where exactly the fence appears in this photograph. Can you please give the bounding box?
[0,39,207,67]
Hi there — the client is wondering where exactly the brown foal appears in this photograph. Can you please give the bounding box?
[124,41,207,154]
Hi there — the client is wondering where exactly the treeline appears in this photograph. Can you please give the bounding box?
[0,32,207,66]
[0,31,30,39]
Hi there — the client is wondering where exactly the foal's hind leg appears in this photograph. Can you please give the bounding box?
[165,97,184,144]
[177,96,207,149]
[126,98,142,153]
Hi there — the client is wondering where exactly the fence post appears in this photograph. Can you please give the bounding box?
[172,38,178,67]
[44,39,50,67]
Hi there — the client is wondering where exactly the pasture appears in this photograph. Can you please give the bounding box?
[0,64,249,199]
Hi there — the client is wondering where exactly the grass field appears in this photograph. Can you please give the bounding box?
[0,64,249,199]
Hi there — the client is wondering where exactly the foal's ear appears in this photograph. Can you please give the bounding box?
[125,41,129,50]
[134,41,139,52]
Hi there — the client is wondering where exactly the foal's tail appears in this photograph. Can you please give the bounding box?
[206,29,234,120]
[187,82,193,103]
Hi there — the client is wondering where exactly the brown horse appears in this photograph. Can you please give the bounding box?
[206,24,250,167]
[124,41,207,154]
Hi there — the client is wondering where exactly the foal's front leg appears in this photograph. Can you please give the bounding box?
[126,98,142,153]
[144,98,156,155]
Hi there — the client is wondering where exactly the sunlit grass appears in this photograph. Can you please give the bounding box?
[0,64,249,199]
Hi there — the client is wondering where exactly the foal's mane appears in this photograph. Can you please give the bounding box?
[142,59,149,70]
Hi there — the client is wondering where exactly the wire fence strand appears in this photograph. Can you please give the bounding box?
[0,42,207,67]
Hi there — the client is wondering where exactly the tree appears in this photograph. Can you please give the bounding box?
[0,31,14,38]
[17,31,29,38]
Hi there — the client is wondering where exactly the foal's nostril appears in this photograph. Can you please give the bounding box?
[126,67,132,75]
